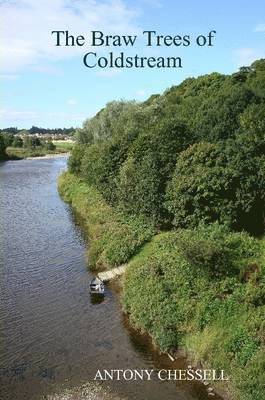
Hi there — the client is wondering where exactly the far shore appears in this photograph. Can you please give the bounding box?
[26,152,70,160]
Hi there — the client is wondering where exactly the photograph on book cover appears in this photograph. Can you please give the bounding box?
[0,1,264,400]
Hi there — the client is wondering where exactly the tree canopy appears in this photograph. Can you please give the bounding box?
[69,59,265,235]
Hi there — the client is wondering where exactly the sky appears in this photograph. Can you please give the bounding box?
[1,0,265,129]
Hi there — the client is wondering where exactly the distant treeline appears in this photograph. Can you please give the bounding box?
[69,58,265,236]
[0,126,75,136]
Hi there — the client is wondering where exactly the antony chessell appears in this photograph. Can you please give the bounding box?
[94,368,229,381]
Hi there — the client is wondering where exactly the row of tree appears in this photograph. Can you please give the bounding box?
[0,126,75,136]
[72,60,264,235]
[0,133,56,160]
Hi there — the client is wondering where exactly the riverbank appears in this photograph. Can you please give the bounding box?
[44,381,125,400]
[58,172,265,400]
[26,152,70,160]
[58,172,155,270]
[5,146,70,160]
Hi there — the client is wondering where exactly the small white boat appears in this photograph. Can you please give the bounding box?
[90,277,105,294]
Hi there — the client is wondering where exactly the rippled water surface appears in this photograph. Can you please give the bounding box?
[0,157,218,400]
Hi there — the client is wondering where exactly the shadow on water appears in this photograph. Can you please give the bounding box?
[90,293,105,305]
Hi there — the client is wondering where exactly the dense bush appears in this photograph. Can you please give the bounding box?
[173,223,261,276]
[122,228,265,400]
[80,142,121,203]
[2,132,14,147]
[68,144,87,174]
[166,136,265,234]
[12,136,23,148]
[239,103,265,136]
[191,84,256,141]
[117,155,161,222]
[44,139,56,151]
[117,119,191,224]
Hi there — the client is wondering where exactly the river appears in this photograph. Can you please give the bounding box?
[0,156,219,400]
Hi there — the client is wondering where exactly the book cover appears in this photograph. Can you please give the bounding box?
[0,1,264,400]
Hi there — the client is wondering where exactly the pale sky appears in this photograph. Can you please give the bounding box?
[1,0,265,128]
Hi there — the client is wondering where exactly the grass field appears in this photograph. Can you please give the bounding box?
[53,141,74,150]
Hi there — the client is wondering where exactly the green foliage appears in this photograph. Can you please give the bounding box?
[166,137,265,234]
[68,144,87,174]
[12,136,23,148]
[239,103,265,137]
[122,227,265,399]
[61,59,265,400]
[79,100,139,144]
[44,139,56,151]
[92,213,155,268]
[224,327,259,366]
[191,83,256,141]
[80,142,120,203]
[58,172,155,269]
[232,347,265,400]
[1,132,14,147]
[246,59,265,98]
[23,135,42,148]
[116,119,192,224]
[173,223,261,276]
[0,134,7,160]
[68,60,265,234]
[6,146,66,160]
[117,155,162,222]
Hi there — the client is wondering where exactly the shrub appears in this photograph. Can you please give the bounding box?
[122,228,265,398]
[12,136,23,148]
[44,140,56,151]
[166,138,265,235]
[68,144,87,174]
[173,223,261,276]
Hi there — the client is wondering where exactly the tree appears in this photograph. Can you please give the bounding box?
[80,141,124,203]
[239,103,265,138]
[166,137,265,235]
[12,136,23,148]
[23,136,42,148]
[117,119,191,224]
[79,100,138,144]
[0,134,7,160]
[44,139,56,151]
[246,59,265,98]
[118,155,161,222]
[1,132,14,147]
[191,84,256,141]
[68,144,87,174]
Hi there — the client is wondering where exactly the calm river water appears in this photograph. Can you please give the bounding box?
[0,157,220,400]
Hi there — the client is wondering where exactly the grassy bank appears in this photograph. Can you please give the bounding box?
[6,146,69,160]
[58,172,265,400]
[58,172,155,270]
